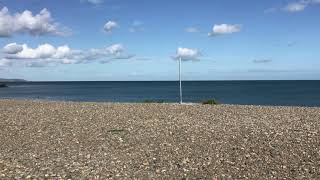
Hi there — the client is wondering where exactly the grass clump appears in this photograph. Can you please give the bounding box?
[202,99,219,105]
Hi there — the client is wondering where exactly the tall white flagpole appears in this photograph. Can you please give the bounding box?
[179,57,182,104]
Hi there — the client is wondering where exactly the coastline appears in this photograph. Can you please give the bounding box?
[1,98,319,108]
[2,80,320,107]
[0,99,319,179]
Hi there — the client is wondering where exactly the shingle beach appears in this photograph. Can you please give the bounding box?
[0,99,319,179]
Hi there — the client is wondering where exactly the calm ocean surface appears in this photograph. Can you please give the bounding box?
[1,81,320,106]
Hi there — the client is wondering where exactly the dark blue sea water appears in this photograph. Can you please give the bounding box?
[1,81,320,106]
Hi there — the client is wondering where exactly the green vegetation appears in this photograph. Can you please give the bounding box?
[202,99,219,105]
[143,99,165,103]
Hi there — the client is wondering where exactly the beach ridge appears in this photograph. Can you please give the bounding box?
[0,99,319,179]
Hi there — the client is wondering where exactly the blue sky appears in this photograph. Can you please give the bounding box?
[0,0,319,81]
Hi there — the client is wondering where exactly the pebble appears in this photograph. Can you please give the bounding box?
[0,99,319,179]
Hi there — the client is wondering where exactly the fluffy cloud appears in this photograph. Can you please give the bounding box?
[8,44,67,60]
[104,21,118,33]
[3,43,23,54]
[173,47,201,61]
[81,0,104,5]
[284,0,320,12]
[2,43,134,67]
[105,44,123,54]
[0,7,69,37]
[208,24,241,36]
[185,27,199,33]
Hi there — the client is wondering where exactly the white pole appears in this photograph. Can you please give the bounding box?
[179,57,182,104]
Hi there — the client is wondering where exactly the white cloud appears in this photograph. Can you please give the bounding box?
[81,0,104,5]
[105,43,123,54]
[173,47,201,61]
[284,0,320,12]
[2,43,134,67]
[104,21,118,33]
[0,59,12,67]
[208,24,242,36]
[284,2,308,12]
[266,0,320,13]
[3,43,23,54]
[0,7,69,37]
[185,27,199,33]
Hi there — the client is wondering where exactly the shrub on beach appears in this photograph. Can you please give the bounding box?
[202,99,218,105]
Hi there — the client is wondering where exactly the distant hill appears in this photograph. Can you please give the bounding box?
[0,78,27,82]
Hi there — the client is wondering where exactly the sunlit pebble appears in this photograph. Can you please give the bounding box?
[0,100,319,178]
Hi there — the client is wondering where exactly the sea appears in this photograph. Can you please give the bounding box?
[1,81,320,107]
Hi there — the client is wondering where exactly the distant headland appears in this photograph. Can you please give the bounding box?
[0,78,27,82]
[0,78,27,88]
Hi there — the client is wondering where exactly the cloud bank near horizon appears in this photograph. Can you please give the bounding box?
[1,43,135,67]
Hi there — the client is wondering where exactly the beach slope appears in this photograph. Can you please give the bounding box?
[0,100,319,179]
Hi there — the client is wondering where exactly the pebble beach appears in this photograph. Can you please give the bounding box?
[0,99,319,179]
